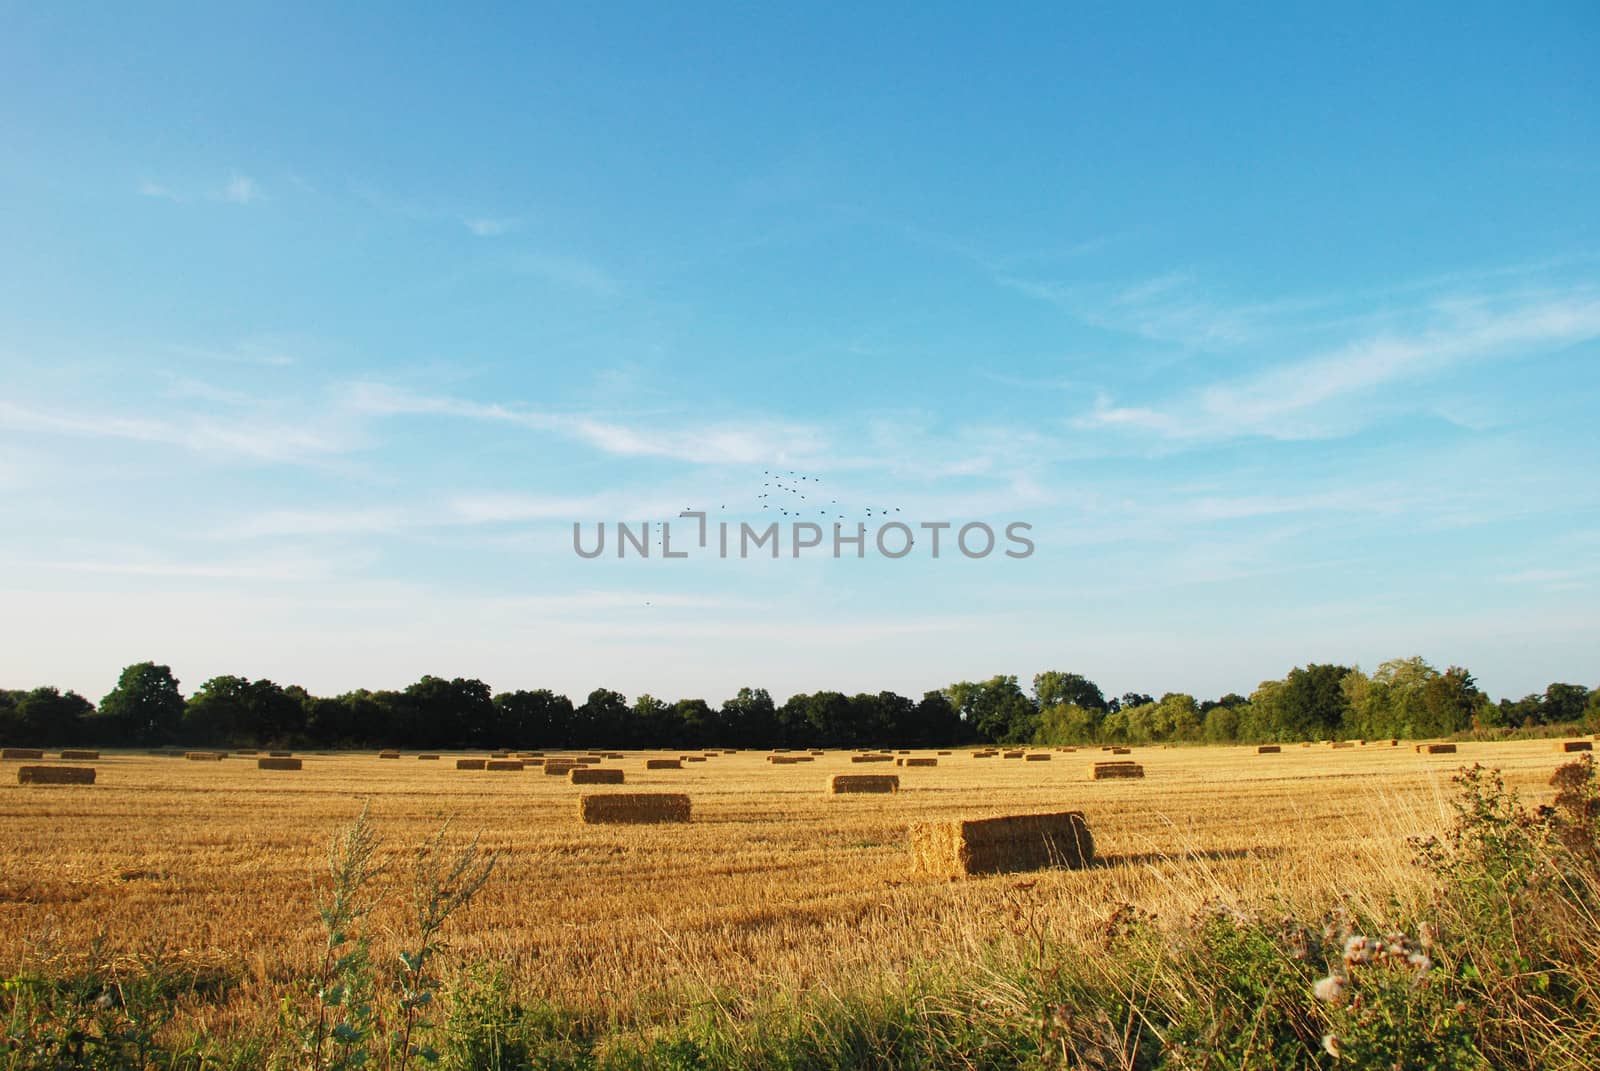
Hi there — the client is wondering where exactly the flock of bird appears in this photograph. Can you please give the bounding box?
[754,469,903,523]
[650,470,908,558]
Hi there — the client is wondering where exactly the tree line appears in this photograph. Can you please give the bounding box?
[1,658,1595,751]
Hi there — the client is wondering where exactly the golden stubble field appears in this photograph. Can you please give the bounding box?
[0,741,1585,1031]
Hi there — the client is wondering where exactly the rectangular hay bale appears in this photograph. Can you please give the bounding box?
[485,760,525,771]
[2,748,46,760]
[544,762,578,775]
[851,754,894,763]
[1420,743,1457,754]
[1024,753,1051,761]
[577,792,690,824]
[59,750,100,760]
[1090,761,1145,780]
[1561,740,1593,753]
[185,751,224,761]
[646,758,682,769]
[1257,745,1281,754]
[911,811,1093,877]
[902,757,937,767]
[829,774,899,794]
[456,758,487,770]
[570,767,625,785]
[257,757,303,770]
[18,765,96,785]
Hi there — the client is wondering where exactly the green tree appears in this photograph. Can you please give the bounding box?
[99,662,184,744]
[1034,702,1098,745]
[493,689,573,748]
[183,676,303,745]
[1544,682,1591,725]
[1032,671,1107,712]
[13,687,94,745]
[947,676,1036,743]
[1202,703,1241,742]
[574,688,628,747]
[1276,663,1351,739]
[718,687,777,748]
[911,690,964,745]
[672,698,713,747]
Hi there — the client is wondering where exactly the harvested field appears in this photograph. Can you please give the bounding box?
[0,740,1581,1037]
[910,811,1093,878]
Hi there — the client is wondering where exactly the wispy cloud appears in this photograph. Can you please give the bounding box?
[166,339,299,367]
[137,179,183,202]
[218,490,687,539]
[344,382,827,465]
[32,553,349,582]
[1076,289,1600,442]
[220,508,412,539]
[510,252,620,297]
[1000,270,1314,349]
[464,216,520,237]
[0,399,354,464]
[136,174,264,206]
[221,173,259,204]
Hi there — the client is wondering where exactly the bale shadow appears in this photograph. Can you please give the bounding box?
[1093,846,1283,869]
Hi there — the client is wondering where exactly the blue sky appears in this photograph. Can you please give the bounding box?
[2,4,1597,705]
